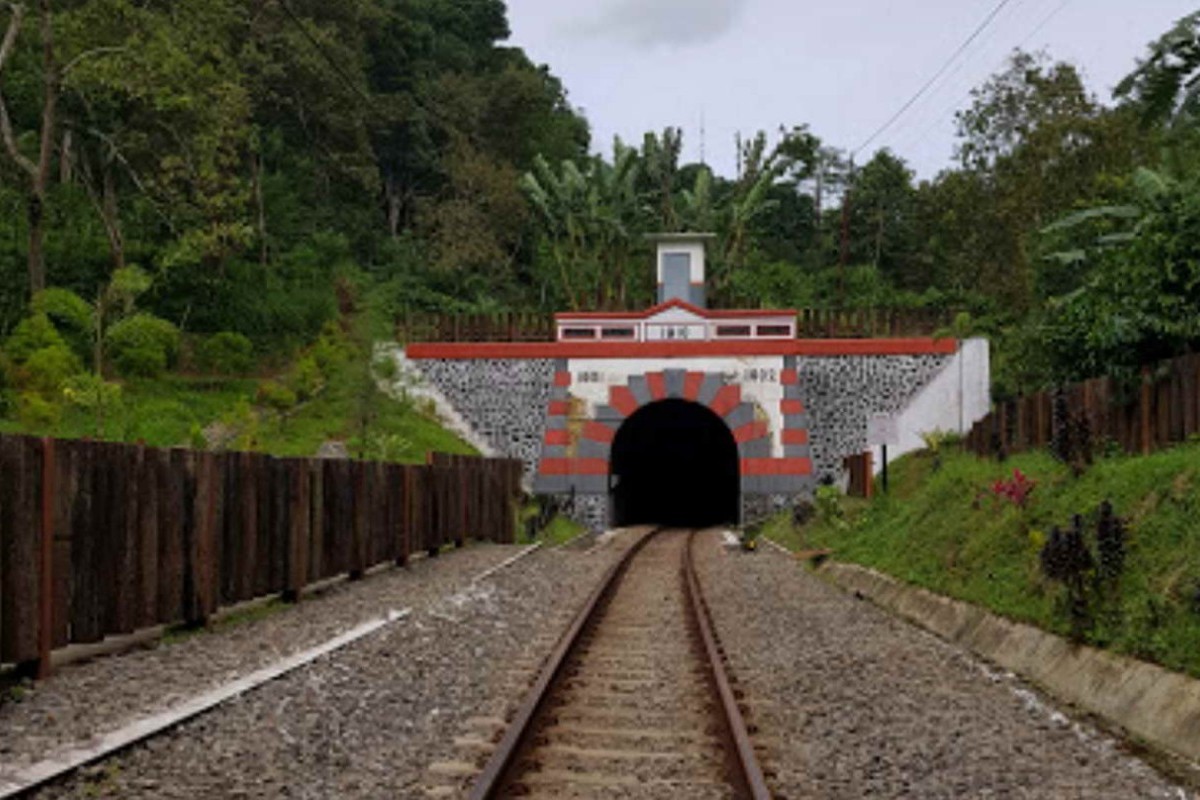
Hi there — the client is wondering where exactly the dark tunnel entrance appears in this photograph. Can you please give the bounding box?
[610,399,740,528]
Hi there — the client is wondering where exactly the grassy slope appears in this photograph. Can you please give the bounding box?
[766,446,1200,679]
[0,371,474,463]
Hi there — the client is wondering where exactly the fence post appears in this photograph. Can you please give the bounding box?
[37,437,55,679]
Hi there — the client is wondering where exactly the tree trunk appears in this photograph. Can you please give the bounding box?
[59,126,71,183]
[252,149,268,267]
[100,162,124,270]
[384,172,401,239]
[27,0,55,294]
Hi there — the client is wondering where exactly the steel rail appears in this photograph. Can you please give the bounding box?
[466,527,661,800]
[684,529,773,800]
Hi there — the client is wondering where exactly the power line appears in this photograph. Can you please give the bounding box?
[274,0,388,122]
[896,0,1074,166]
[878,0,1042,151]
[853,0,1017,157]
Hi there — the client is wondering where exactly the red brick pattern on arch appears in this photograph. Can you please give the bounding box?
[683,372,705,401]
[547,400,570,417]
[646,372,666,401]
[544,429,570,446]
[610,386,639,417]
[733,420,769,444]
[709,385,742,418]
[582,421,616,443]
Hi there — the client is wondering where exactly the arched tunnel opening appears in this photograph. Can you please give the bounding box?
[610,399,740,528]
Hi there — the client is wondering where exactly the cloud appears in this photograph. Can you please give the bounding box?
[579,0,747,47]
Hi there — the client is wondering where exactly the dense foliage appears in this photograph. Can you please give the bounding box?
[2,3,1199,442]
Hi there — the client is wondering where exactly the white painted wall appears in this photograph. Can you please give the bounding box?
[869,338,990,473]
[655,241,707,285]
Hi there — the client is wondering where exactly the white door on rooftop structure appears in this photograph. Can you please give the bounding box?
[662,252,691,303]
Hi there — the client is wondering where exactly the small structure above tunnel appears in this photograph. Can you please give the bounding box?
[648,232,716,308]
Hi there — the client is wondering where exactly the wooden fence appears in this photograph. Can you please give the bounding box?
[398,312,556,344]
[0,435,523,677]
[965,353,1200,458]
[396,308,957,344]
[794,308,956,339]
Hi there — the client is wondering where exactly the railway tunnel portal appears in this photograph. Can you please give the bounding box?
[398,233,991,530]
[610,399,740,528]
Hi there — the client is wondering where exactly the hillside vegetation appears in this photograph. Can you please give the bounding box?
[765,446,1200,680]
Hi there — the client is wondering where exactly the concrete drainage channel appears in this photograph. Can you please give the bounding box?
[817,562,1200,776]
[0,543,544,799]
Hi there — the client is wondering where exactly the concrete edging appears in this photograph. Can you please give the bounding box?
[820,562,1200,765]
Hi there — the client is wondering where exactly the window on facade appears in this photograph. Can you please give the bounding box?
[715,325,752,337]
[601,327,636,339]
[756,324,792,337]
[562,328,597,339]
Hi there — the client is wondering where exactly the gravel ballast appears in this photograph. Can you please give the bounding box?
[694,532,1191,799]
[3,536,633,797]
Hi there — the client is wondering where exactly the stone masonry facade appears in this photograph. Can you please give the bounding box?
[408,351,952,530]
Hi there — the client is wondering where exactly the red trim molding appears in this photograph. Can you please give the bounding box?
[539,458,608,476]
[407,338,957,360]
[782,429,810,445]
[742,457,812,476]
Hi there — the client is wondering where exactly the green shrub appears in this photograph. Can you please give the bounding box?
[5,313,69,364]
[31,288,93,359]
[21,345,83,395]
[196,331,255,374]
[312,321,352,374]
[17,391,61,430]
[61,372,122,412]
[290,355,323,400]
[814,484,848,530]
[107,313,180,378]
[255,380,297,413]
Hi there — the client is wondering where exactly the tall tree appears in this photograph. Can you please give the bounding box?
[0,0,57,295]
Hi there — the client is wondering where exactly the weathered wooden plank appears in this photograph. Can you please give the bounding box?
[309,460,324,582]
[237,451,258,602]
[136,444,159,628]
[193,451,219,620]
[72,442,107,644]
[157,448,185,625]
[285,459,310,602]
[270,457,289,594]
[0,437,41,664]
[349,460,367,579]
[107,443,137,637]
[51,439,76,649]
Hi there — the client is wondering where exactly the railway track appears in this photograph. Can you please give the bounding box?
[467,528,770,799]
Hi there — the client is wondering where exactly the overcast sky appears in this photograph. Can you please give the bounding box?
[505,0,1197,180]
